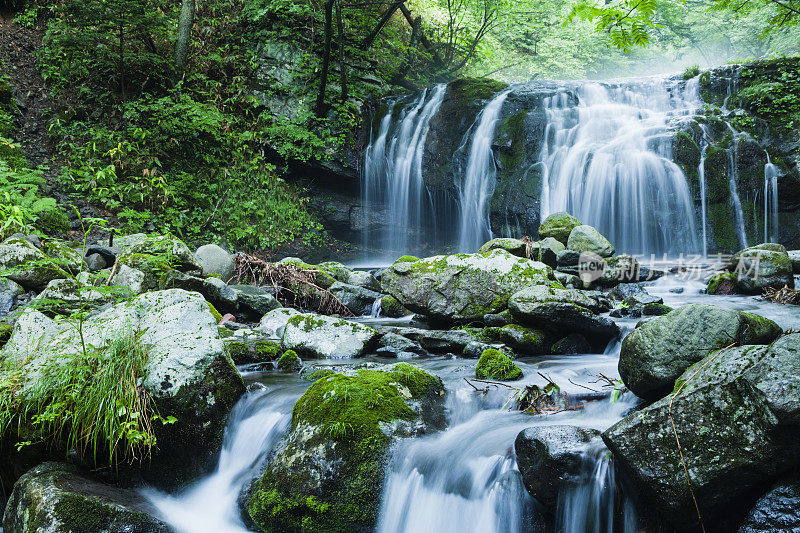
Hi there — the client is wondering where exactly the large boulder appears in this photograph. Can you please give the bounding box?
[120,234,202,273]
[228,284,281,317]
[731,246,794,293]
[281,312,378,358]
[515,425,601,509]
[0,277,24,317]
[378,326,474,353]
[788,250,800,274]
[618,304,782,401]
[0,237,67,291]
[738,477,800,532]
[508,285,618,348]
[2,462,170,533]
[566,225,614,258]
[499,324,548,355]
[0,289,245,488]
[478,237,529,257]
[538,212,581,244]
[604,334,800,530]
[246,363,446,532]
[257,307,302,337]
[380,249,551,322]
[195,244,235,281]
[329,281,381,315]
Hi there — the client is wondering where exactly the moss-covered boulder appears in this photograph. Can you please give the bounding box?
[788,250,800,274]
[246,363,446,532]
[276,349,302,372]
[0,237,67,291]
[378,294,409,318]
[478,237,529,257]
[381,249,552,322]
[0,289,245,489]
[538,212,581,244]
[707,271,738,295]
[281,312,379,358]
[566,225,615,258]
[2,462,170,533]
[329,281,381,316]
[499,324,548,355]
[121,234,202,273]
[475,348,522,380]
[508,285,618,349]
[223,330,281,365]
[619,304,782,401]
[731,246,794,293]
[604,334,800,530]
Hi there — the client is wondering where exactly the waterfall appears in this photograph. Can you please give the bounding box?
[764,156,779,243]
[142,387,297,533]
[456,90,512,252]
[362,85,447,257]
[723,124,749,249]
[555,441,638,533]
[698,125,711,257]
[539,79,701,256]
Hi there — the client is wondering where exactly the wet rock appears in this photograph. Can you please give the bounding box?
[515,425,600,509]
[462,340,495,358]
[788,250,800,274]
[732,246,794,293]
[618,304,782,401]
[222,329,281,365]
[378,294,409,318]
[163,271,239,313]
[551,333,591,354]
[379,326,474,353]
[538,211,581,244]
[566,225,614,258]
[329,281,381,315]
[499,324,548,355]
[0,277,24,316]
[346,270,380,292]
[246,363,445,532]
[530,237,565,267]
[509,285,619,349]
[1,289,245,489]
[228,284,281,317]
[603,254,640,284]
[479,237,529,257]
[738,477,800,532]
[378,332,425,355]
[85,252,107,271]
[2,462,170,533]
[281,312,378,358]
[483,313,509,327]
[380,249,551,322]
[195,243,235,281]
[604,334,800,530]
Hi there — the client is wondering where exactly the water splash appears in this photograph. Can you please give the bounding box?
[457,90,512,252]
[142,388,296,533]
[538,78,701,255]
[764,155,779,243]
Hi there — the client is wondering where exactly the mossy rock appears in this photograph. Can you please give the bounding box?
[499,324,547,355]
[476,348,522,381]
[0,323,12,348]
[642,303,673,316]
[393,255,419,264]
[276,349,302,372]
[538,212,581,244]
[707,272,738,295]
[246,363,445,533]
[206,301,223,323]
[379,294,407,318]
[33,208,70,235]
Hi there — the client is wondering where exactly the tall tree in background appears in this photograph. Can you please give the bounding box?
[175,0,195,78]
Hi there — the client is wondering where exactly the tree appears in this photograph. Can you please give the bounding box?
[175,0,195,78]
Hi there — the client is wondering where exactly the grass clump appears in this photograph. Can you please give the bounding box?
[683,64,700,80]
[0,330,171,466]
[476,348,523,381]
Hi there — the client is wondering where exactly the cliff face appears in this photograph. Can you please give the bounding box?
[291,57,800,256]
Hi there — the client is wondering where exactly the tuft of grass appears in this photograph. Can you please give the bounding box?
[0,330,171,465]
[683,64,701,80]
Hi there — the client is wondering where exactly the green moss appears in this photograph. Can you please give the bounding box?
[682,64,700,80]
[499,324,547,354]
[33,207,70,235]
[247,364,444,532]
[674,131,701,186]
[254,340,281,361]
[276,349,302,372]
[709,203,740,253]
[495,110,528,170]
[0,323,12,348]
[642,303,673,316]
[286,314,326,333]
[302,368,336,382]
[206,301,223,323]
[394,255,419,264]
[707,272,737,294]
[446,77,508,105]
[475,348,522,381]
[379,294,406,318]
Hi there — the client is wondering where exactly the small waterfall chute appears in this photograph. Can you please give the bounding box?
[764,156,780,243]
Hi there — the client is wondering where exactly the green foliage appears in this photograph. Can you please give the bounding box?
[683,64,700,80]
[567,0,658,52]
[0,161,57,239]
[736,59,800,133]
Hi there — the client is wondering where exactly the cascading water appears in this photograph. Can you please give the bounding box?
[697,124,712,257]
[539,79,701,255]
[143,385,301,533]
[362,85,447,257]
[556,442,637,533]
[764,156,779,243]
[723,124,750,249]
[456,90,512,252]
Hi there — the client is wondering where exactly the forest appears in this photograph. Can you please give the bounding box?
[1,0,800,531]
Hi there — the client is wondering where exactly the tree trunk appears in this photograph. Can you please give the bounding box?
[315,0,335,116]
[336,0,347,102]
[360,0,406,50]
[175,0,195,78]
